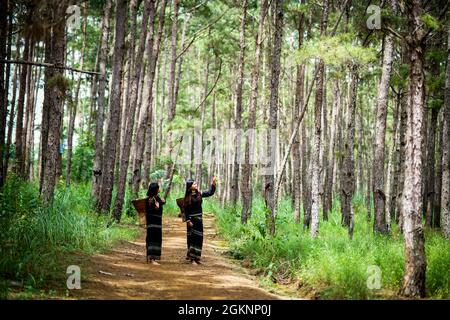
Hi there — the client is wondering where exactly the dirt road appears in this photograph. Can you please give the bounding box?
[69,215,286,300]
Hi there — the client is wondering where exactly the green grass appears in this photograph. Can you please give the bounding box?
[214,193,450,299]
[0,176,139,299]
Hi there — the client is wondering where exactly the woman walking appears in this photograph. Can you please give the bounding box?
[145,182,166,265]
[184,177,217,265]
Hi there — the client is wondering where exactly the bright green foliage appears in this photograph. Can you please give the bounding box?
[70,132,95,182]
[214,195,450,299]
[421,13,441,31]
[0,177,138,298]
[296,34,377,68]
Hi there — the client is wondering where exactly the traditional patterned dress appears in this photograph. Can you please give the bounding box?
[185,184,216,261]
[145,195,165,260]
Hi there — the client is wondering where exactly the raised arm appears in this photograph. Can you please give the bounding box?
[157,195,166,205]
[201,177,217,198]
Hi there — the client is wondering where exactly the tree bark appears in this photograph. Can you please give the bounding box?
[441,28,450,239]
[167,0,180,123]
[98,0,128,212]
[0,0,7,187]
[241,0,269,223]
[162,0,180,199]
[340,66,358,238]
[14,35,30,177]
[424,107,438,227]
[195,50,211,190]
[292,7,305,223]
[310,0,329,238]
[112,0,155,221]
[4,62,18,181]
[373,1,396,233]
[387,91,401,224]
[40,2,68,204]
[400,0,427,298]
[131,0,167,194]
[323,80,340,219]
[66,6,87,186]
[92,0,112,201]
[230,0,247,204]
[264,0,284,235]
[397,45,409,233]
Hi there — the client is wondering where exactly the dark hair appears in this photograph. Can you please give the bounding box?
[184,179,199,207]
[147,182,159,198]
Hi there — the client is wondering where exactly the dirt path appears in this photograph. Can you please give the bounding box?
[69,215,287,300]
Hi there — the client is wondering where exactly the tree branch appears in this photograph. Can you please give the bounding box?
[0,59,101,76]
[176,9,230,61]
[193,58,223,113]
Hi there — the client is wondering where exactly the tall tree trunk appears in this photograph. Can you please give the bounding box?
[195,49,211,190]
[230,0,247,204]
[0,0,7,187]
[310,0,329,238]
[119,0,138,167]
[112,0,155,221]
[167,0,180,123]
[22,41,34,179]
[98,0,128,212]
[434,112,443,228]
[15,35,30,177]
[387,91,401,224]
[162,0,180,198]
[2,8,14,182]
[424,54,442,228]
[400,0,427,298]
[265,0,283,235]
[92,0,112,201]
[66,6,87,186]
[397,45,409,233]
[131,0,166,194]
[323,80,340,219]
[441,28,450,239]
[424,107,438,227]
[40,2,68,204]
[340,66,358,238]
[373,1,396,233]
[291,7,305,223]
[24,44,41,179]
[4,62,18,180]
[241,0,269,223]
[302,99,312,228]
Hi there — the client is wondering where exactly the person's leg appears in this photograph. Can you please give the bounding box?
[189,217,203,264]
[147,217,162,262]
[196,218,204,263]
[186,222,192,259]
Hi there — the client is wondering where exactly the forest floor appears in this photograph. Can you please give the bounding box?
[63,215,295,300]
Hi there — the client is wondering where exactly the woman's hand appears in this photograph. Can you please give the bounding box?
[187,221,193,227]
[212,176,217,185]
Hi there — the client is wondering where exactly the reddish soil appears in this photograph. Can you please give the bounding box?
[68,215,287,300]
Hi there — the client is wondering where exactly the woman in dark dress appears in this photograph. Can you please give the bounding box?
[145,182,166,265]
[184,177,217,265]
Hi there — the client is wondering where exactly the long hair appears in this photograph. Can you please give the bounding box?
[183,179,201,207]
[147,182,159,198]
